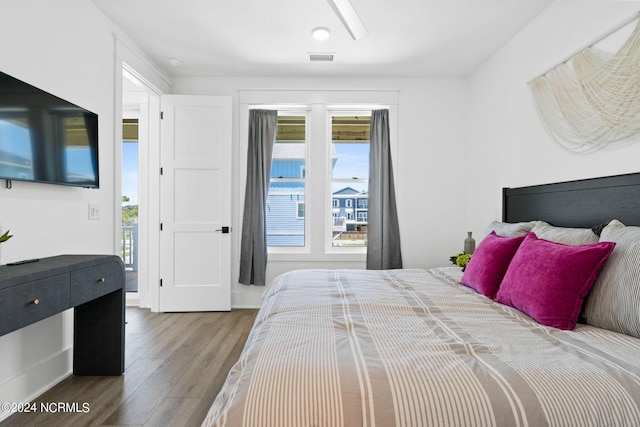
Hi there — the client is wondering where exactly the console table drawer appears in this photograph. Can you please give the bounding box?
[70,261,123,306]
[0,274,71,336]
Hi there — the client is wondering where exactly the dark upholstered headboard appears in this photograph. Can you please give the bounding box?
[503,172,640,228]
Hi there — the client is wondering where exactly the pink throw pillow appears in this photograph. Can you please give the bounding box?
[495,232,615,330]
[460,232,527,299]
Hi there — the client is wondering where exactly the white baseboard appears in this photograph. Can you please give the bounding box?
[0,348,72,422]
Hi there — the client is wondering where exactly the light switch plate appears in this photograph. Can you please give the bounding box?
[88,203,100,220]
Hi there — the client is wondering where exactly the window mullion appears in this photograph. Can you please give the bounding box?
[307,104,329,254]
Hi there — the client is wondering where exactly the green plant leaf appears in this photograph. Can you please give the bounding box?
[0,230,13,243]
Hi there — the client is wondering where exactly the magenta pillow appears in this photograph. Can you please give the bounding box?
[460,232,527,299]
[495,232,615,330]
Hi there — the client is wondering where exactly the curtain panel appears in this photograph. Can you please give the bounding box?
[367,109,403,270]
[239,109,278,285]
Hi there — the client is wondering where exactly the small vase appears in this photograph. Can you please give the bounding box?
[464,231,476,254]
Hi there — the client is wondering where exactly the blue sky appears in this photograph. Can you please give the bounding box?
[333,142,369,179]
[332,142,369,192]
[122,141,138,205]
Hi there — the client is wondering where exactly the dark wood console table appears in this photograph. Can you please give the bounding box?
[0,255,125,375]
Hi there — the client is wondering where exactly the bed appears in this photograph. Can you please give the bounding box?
[203,173,640,427]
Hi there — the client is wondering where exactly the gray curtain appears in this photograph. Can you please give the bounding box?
[239,109,278,285]
[367,109,403,269]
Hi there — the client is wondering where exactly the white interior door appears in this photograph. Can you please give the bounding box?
[159,95,232,311]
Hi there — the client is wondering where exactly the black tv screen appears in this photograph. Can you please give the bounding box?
[0,71,99,188]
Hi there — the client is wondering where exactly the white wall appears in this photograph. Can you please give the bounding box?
[0,1,163,418]
[466,0,640,237]
[172,76,469,307]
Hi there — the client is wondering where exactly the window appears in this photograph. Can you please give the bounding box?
[330,114,370,248]
[266,114,306,247]
[259,106,377,253]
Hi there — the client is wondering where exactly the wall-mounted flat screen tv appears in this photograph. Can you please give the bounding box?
[0,71,99,188]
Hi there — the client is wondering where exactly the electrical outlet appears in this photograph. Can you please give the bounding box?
[88,203,100,220]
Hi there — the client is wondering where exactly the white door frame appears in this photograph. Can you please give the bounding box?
[117,64,162,311]
[114,35,172,312]
[121,105,141,307]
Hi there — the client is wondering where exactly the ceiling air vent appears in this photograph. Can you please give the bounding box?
[309,53,334,62]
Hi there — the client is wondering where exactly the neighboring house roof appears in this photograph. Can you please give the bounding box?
[267,184,304,193]
[333,187,367,196]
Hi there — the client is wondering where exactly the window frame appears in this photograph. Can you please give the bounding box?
[239,91,397,263]
[266,110,310,253]
[326,109,372,253]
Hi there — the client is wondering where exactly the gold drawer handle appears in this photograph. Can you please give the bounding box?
[97,277,106,283]
[33,299,40,305]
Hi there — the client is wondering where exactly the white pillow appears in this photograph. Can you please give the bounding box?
[582,219,640,338]
[531,221,599,245]
[484,220,536,237]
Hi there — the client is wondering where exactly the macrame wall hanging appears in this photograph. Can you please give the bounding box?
[529,13,640,153]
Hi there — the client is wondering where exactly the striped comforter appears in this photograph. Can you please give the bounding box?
[203,268,640,427]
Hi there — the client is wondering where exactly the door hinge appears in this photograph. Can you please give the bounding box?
[160,223,163,231]
[160,111,164,119]
[160,278,163,287]
[160,167,163,175]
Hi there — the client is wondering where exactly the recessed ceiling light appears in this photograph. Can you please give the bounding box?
[168,57,182,67]
[311,27,331,41]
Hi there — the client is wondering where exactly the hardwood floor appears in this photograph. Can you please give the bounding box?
[1,307,258,427]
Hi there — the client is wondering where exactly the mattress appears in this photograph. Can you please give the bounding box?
[203,268,640,426]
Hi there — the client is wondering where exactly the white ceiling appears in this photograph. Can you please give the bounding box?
[92,0,554,78]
